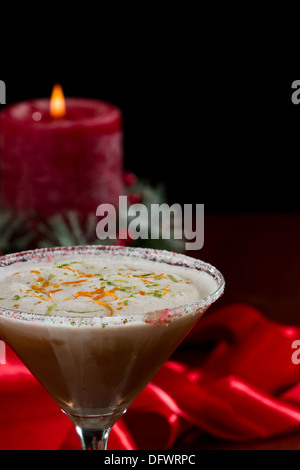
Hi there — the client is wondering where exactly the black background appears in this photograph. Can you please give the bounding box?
[0,16,299,457]
[1,43,298,214]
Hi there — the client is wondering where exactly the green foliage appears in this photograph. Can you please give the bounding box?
[0,180,185,255]
[0,208,34,254]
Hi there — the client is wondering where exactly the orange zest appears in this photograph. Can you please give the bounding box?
[61,280,88,285]
[34,293,46,301]
[91,300,114,316]
[31,270,41,275]
[73,288,104,299]
[74,289,118,301]
[64,267,94,278]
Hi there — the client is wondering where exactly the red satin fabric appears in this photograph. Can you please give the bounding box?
[1,303,300,450]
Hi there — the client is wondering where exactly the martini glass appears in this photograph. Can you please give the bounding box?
[0,246,224,450]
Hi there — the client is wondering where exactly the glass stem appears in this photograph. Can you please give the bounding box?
[75,426,111,450]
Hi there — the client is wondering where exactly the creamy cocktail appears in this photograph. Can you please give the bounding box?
[0,246,225,449]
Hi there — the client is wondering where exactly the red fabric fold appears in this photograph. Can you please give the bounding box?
[1,303,300,450]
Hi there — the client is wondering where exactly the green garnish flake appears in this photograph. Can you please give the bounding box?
[167,274,179,282]
[118,286,133,292]
[46,303,57,315]
[148,290,164,298]
[154,290,163,298]
[133,273,152,277]
[48,274,54,281]
[55,263,70,268]
[12,295,20,301]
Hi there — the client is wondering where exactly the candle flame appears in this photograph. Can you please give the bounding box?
[50,84,66,118]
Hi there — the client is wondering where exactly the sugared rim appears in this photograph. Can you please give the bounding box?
[0,245,225,327]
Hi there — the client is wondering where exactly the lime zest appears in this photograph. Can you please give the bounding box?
[46,303,57,315]
[167,274,179,282]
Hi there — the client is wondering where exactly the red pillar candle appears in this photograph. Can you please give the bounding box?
[0,86,123,219]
